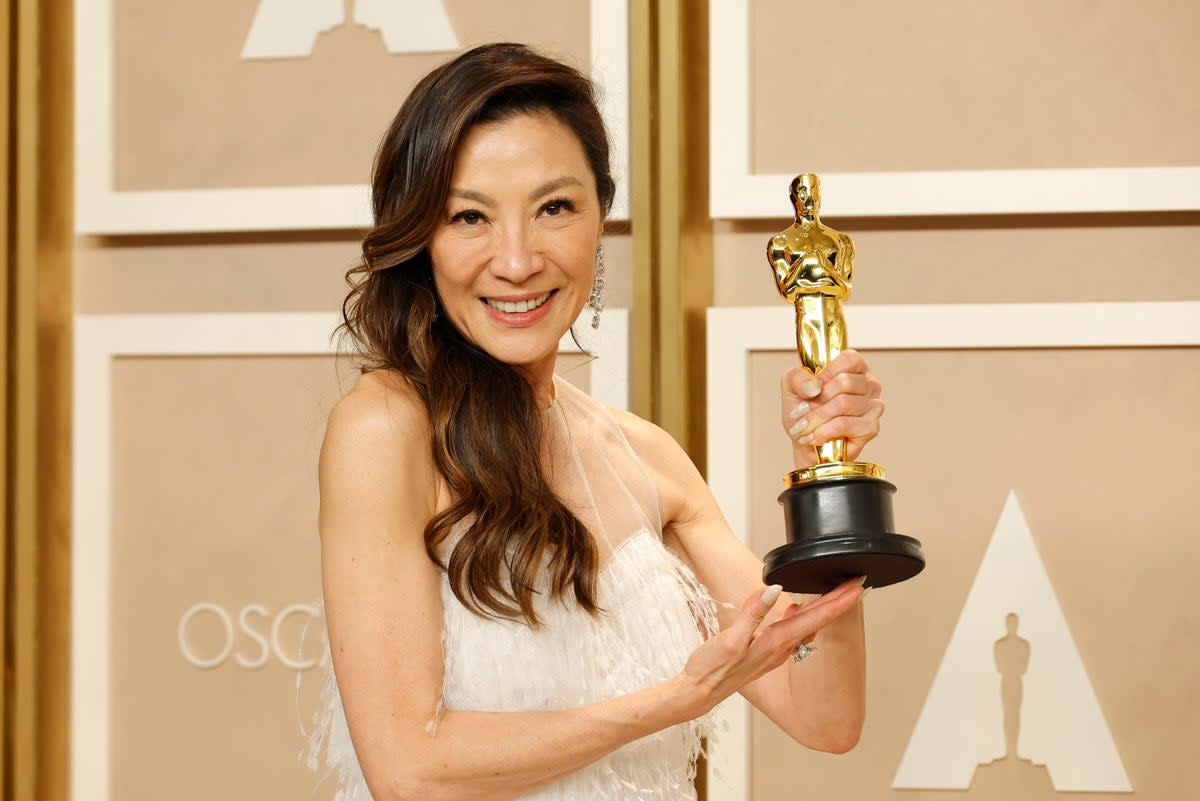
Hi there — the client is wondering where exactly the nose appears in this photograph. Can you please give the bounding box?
[489,224,543,284]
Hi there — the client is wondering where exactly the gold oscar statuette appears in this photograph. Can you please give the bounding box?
[763,174,925,593]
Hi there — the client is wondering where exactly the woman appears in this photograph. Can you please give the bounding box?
[308,43,882,801]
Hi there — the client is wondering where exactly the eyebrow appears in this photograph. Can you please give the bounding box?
[448,188,494,205]
[528,176,583,201]
[447,176,585,206]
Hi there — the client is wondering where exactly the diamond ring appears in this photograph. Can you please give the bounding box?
[791,642,816,663]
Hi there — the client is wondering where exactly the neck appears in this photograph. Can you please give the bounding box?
[516,355,558,410]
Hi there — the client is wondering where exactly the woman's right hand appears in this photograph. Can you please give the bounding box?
[673,577,865,716]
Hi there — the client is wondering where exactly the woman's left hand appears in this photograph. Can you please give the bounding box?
[780,349,884,469]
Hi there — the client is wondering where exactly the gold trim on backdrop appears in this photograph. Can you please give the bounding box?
[10,0,43,796]
[4,0,72,798]
[628,0,655,420]
[582,0,714,450]
[611,11,718,800]
[654,0,712,468]
[642,5,711,797]
[36,0,74,799]
[1,0,12,787]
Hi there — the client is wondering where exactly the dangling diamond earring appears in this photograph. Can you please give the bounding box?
[587,245,606,330]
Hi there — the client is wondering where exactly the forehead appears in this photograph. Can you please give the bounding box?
[453,112,590,177]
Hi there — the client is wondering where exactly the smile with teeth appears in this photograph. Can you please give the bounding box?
[484,291,553,314]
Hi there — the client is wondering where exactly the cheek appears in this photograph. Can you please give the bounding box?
[548,229,599,281]
[430,239,484,296]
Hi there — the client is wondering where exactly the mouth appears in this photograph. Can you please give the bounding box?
[483,290,555,314]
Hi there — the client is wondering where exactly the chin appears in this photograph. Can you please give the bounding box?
[493,346,559,370]
[468,315,580,366]
[475,335,560,370]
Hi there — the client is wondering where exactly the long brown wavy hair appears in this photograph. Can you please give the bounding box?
[341,43,616,626]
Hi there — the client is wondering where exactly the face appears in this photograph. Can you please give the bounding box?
[791,175,819,218]
[429,112,605,377]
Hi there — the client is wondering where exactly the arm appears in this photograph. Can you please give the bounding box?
[840,234,855,287]
[768,234,795,298]
[320,372,862,801]
[617,350,884,753]
[620,416,866,753]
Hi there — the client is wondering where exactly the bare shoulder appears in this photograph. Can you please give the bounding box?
[322,370,433,471]
[606,406,705,527]
[319,369,437,536]
[607,407,682,466]
[326,369,427,442]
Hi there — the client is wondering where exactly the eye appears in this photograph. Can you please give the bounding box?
[449,209,486,226]
[541,198,576,217]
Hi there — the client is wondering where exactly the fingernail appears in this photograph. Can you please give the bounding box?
[794,433,814,445]
[855,575,868,587]
[761,584,783,606]
[788,402,810,421]
[787,418,808,437]
[801,380,821,398]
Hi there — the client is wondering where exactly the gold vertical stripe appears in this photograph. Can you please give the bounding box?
[0,0,12,788]
[633,13,714,799]
[10,0,41,798]
[4,0,71,797]
[628,0,656,420]
[653,0,711,465]
[676,1,712,470]
[655,0,682,438]
[36,0,73,798]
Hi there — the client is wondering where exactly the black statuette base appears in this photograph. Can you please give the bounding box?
[763,475,924,594]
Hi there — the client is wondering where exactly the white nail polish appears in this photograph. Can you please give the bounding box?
[788,402,810,421]
[761,584,783,606]
[802,380,821,398]
[787,418,808,437]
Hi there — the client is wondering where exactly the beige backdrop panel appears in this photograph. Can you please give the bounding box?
[111,354,349,801]
[116,0,590,190]
[110,351,593,800]
[749,0,1200,174]
[713,217,1200,307]
[74,231,633,314]
[744,347,1199,800]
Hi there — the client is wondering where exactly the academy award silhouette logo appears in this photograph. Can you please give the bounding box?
[242,0,459,60]
[893,492,1132,793]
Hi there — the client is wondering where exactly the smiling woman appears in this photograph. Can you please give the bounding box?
[310,42,880,801]
[336,44,617,628]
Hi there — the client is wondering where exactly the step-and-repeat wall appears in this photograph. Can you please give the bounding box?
[705,2,1200,801]
[72,1,1199,800]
